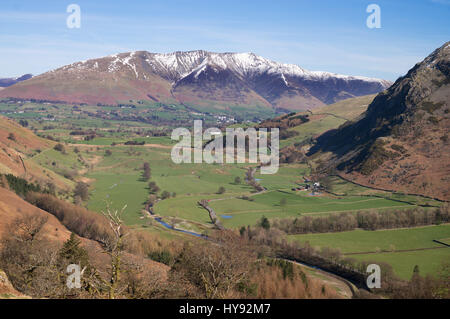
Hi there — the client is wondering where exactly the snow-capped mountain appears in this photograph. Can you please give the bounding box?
[0,51,391,112]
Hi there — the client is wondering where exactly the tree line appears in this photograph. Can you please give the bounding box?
[270,206,450,235]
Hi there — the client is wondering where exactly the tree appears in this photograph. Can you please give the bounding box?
[172,233,252,298]
[74,182,89,201]
[234,176,241,184]
[7,133,16,141]
[54,143,65,153]
[161,191,171,200]
[101,204,128,299]
[19,119,29,127]
[142,162,151,181]
[0,214,56,297]
[74,195,83,206]
[105,149,112,156]
[58,232,94,294]
[217,186,226,194]
[148,181,160,194]
[435,262,450,298]
[413,265,420,277]
[46,182,56,195]
[58,233,89,266]
[260,216,270,230]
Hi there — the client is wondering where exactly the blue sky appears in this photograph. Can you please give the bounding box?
[0,0,449,80]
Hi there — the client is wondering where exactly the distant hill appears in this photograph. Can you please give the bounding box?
[0,51,390,113]
[256,94,376,163]
[0,74,32,88]
[309,42,450,200]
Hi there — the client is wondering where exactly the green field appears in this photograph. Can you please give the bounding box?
[71,141,430,233]
[351,249,449,280]
[289,225,450,279]
[211,191,415,228]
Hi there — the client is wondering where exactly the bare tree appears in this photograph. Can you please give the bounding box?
[101,203,128,299]
[172,232,253,298]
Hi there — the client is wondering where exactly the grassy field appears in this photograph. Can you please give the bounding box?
[288,224,450,279]
[351,249,449,280]
[210,189,416,228]
[75,142,428,232]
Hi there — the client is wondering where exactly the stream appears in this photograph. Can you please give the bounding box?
[154,217,207,238]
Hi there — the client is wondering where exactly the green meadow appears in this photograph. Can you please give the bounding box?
[351,249,449,280]
[289,224,450,279]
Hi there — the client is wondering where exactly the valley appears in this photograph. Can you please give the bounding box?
[0,43,449,300]
[0,87,447,284]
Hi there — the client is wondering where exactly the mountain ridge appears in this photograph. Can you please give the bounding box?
[0,51,391,113]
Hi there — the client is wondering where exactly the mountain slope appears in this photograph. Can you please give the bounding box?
[0,51,391,112]
[0,115,74,190]
[308,42,450,200]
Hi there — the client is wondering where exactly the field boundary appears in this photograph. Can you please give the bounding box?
[344,245,449,256]
[433,239,450,247]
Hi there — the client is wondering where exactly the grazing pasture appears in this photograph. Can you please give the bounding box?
[288,224,450,279]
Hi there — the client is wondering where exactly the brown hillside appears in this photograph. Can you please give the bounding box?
[0,115,74,190]
[309,42,450,200]
[0,187,169,296]
[0,187,71,242]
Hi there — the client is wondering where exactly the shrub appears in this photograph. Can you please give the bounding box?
[7,133,16,141]
[161,191,171,200]
[74,182,89,201]
[148,249,173,266]
[54,143,65,153]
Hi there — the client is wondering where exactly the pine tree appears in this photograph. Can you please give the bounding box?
[58,232,90,268]
[260,216,270,230]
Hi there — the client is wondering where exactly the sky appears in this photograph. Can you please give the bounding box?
[0,0,449,80]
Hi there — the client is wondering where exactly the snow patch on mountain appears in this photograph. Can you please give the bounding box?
[140,50,390,87]
[52,50,392,89]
